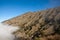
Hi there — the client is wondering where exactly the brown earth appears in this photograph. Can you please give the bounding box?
[2,7,60,40]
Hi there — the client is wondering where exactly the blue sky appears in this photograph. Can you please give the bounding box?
[0,0,60,22]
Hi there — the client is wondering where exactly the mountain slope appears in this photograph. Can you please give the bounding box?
[3,7,60,40]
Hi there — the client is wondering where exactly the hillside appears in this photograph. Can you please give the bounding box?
[2,7,60,40]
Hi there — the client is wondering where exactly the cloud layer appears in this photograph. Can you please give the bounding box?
[0,23,19,40]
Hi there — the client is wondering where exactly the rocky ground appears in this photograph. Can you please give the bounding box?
[2,7,60,40]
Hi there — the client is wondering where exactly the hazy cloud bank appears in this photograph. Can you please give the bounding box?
[0,23,19,40]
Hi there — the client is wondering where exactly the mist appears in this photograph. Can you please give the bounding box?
[0,23,19,40]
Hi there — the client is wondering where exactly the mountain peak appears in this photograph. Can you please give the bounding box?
[3,7,60,40]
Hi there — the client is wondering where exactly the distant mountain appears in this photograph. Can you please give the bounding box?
[3,7,60,40]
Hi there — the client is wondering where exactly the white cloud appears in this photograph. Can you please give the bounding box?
[0,23,19,40]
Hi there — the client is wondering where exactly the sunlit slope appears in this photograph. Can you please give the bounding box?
[3,7,60,40]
